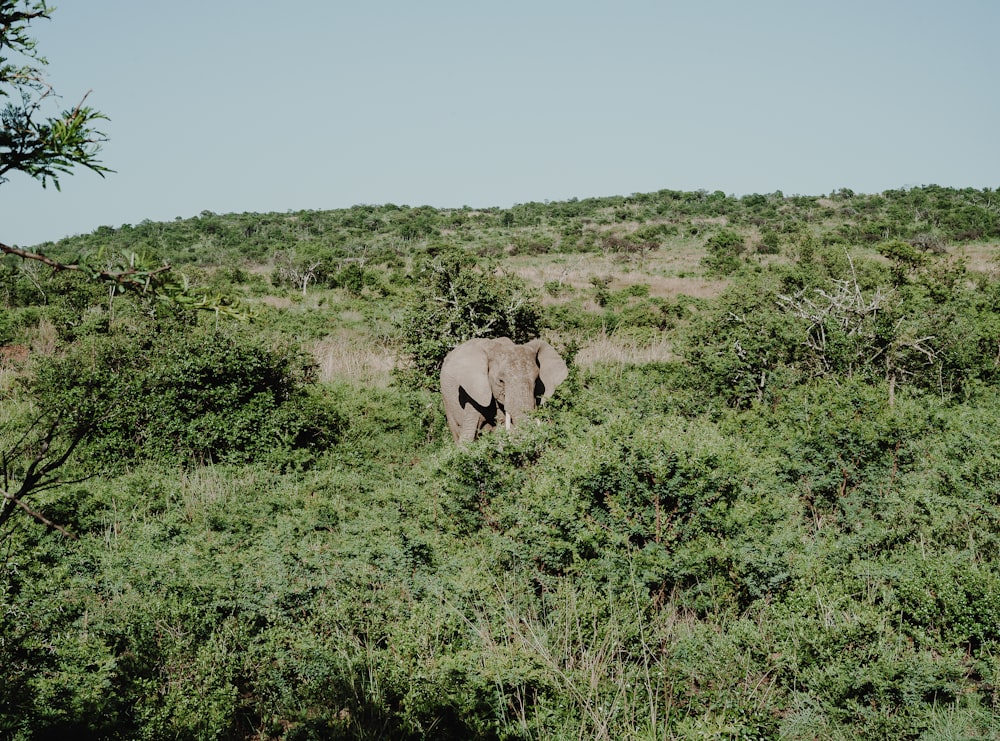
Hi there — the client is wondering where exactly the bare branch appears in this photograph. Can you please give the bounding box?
[1,490,77,539]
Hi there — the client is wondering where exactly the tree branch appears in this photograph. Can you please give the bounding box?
[1,490,77,539]
[0,242,173,288]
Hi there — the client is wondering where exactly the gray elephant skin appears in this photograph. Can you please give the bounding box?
[440,337,569,443]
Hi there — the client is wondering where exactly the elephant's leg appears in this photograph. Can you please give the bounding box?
[446,410,463,442]
[453,392,498,443]
[456,403,485,443]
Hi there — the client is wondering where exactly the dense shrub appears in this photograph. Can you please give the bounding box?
[27,325,343,468]
[683,252,1000,407]
[700,229,747,275]
[396,246,543,389]
[683,273,804,407]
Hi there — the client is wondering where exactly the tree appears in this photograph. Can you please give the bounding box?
[0,2,146,289]
[0,4,208,538]
[273,249,325,295]
[0,1,110,191]
[396,247,543,389]
[0,4,255,310]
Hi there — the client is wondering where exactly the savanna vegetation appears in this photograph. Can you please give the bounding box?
[3,181,1000,740]
[4,5,1000,739]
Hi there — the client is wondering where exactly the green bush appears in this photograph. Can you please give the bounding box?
[701,229,747,275]
[758,228,781,254]
[396,247,543,389]
[895,552,1000,649]
[683,274,804,408]
[329,262,385,296]
[27,325,343,468]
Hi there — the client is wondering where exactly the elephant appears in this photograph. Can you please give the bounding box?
[440,337,569,443]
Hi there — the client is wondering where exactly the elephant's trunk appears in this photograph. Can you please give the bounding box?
[502,387,535,431]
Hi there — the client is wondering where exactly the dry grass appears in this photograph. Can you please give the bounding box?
[0,344,29,367]
[953,242,1000,276]
[0,365,24,396]
[307,322,682,388]
[506,243,726,301]
[0,346,30,395]
[563,328,677,368]
[307,324,679,387]
[1,321,57,395]
[260,295,294,309]
[25,317,58,355]
[309,334,397,387]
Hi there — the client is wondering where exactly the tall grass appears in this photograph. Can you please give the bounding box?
[310,335,396,386]
[572,327,677,368]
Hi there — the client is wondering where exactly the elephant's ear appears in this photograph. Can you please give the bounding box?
[527,339,569,398]
[455,340,493,407]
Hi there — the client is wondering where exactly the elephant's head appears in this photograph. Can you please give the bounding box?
[440,337,568,443]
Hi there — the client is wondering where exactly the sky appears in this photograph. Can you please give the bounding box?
[1,0,997,246]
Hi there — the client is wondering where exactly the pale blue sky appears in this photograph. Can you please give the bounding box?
[1,1,997,246]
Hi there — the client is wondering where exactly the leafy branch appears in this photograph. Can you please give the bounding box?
[156,269,256,321]
[1,241,172,288]
[1,242,255,319]
[0,88,112,188]
[1,1,112,189]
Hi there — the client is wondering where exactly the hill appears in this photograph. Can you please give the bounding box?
[2,185,999,739]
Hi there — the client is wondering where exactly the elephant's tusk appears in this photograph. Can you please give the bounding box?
[505,411,512,431]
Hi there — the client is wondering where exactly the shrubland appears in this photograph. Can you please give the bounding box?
[2,185,1000,739]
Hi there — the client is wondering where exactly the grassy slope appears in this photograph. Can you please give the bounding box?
[3,186,1000,739]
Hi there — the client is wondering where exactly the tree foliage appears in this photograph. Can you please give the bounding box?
[396,246,543,389]
[0,1,110,190]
